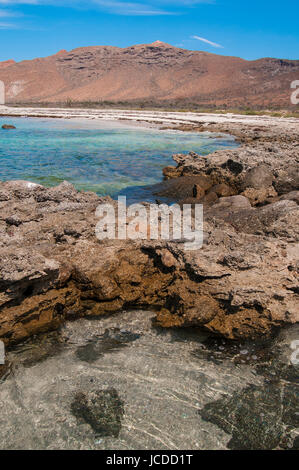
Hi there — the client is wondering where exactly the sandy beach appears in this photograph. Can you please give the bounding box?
[1,105,299,132]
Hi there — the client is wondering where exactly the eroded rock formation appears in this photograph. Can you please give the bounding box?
[0,122,298,345]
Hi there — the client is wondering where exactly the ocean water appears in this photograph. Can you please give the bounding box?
[0,117,238,202]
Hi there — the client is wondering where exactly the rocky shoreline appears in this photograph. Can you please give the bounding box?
[0,116,298,350]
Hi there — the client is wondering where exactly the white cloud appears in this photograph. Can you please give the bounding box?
[192,34,223,48]
[0,21,16,27]
[0,1,171,16]
[0,0,214,16]
[0,7,22,28]
[0,7,21,15]
[93,1,176,16]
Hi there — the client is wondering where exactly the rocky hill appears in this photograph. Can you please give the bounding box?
[0,60,15,69]
[0,41,298,108]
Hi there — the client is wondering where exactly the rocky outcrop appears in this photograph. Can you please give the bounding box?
[161,121,299,208]
[0,120,298,345]
[2,125,16,130]
[0,134,298,345]
[242,164,274,190]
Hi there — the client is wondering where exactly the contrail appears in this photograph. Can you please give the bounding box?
[192,35,223,48]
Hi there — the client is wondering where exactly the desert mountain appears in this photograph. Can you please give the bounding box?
[0,41,298,108]
[0,60,16,69]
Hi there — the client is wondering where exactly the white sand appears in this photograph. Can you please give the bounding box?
[0,105,298,132]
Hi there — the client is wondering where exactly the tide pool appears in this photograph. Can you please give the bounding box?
[0,117,238,202]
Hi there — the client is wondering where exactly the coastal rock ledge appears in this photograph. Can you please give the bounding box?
[0,124,298,345]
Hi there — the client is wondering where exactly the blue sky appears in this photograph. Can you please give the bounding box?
[0,1,298,62]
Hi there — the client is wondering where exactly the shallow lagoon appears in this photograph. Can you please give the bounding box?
[0,117,238,202]
[0,312,298,450]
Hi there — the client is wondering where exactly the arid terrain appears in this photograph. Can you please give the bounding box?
[0,41,299,108]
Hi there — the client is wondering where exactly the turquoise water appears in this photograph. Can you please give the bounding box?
[0,117,238,201]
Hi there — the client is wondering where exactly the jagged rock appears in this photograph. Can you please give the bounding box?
[0,121,298,345]
[241,186,278,206]
[2,180,43,198]
[162,165,181,179]
[243,164,274,190]
[0,180,297,344]
[168,127,298,196]
[0,191,10,202]
[35,181,81,203]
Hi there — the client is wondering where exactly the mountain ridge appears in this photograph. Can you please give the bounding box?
[0,42,298,108]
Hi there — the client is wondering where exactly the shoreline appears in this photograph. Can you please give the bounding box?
[0,115,239,203]
[1,106,298,132]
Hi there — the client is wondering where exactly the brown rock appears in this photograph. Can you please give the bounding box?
[157,249,178,269]
[193,184,206,199]
[0,167,298,345]
[203,191,219,205]
[207,183,236,198]
[153,175,213,201]
[241,186,278,206]
[280,191,299,205]
[243,164,273,190]
[208,195,252,214]
[162,166,181,180]
[2,125,16,130]
[184,294,221,326]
